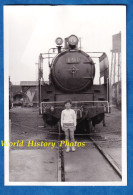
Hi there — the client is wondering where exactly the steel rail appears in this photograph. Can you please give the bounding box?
[57,122,65,182]
[89,136,122,179]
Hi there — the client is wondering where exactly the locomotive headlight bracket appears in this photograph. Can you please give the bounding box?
[55,37,63,45]
[68,35,79,46]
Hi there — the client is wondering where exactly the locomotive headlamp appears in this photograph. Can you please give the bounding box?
[55,37,63,45]
[68,35,78,46]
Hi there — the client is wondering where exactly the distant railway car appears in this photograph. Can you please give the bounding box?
[39,35,110,132]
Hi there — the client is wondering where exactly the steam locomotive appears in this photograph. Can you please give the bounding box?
[39,35,110,132]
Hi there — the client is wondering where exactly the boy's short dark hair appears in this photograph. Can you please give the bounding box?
[64,99,72,105]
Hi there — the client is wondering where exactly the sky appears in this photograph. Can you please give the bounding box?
[4,5,126,84]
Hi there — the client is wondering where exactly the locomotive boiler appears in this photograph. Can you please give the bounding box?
[38,35,110,132]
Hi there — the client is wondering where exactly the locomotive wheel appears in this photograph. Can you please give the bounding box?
[86,119,95,133]
[92,113,105,126]
[87,120,92,133]
[42,114,59,127]
[82,119,92,134]
[76,119,94,134]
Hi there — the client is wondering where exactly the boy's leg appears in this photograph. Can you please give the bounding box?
[64,129,70,152]
[70,128,76,151]
[64,129,69,140]
[70,130,75,142]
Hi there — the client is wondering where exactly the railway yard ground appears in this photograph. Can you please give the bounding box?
[9,107,121,182]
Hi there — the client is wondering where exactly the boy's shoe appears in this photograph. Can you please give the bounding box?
[71,146,75,152]
[66,146,70,152]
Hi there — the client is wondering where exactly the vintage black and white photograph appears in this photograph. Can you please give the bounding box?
[4,5,126,185]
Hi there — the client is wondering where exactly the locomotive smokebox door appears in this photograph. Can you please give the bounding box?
[51,50,95,92]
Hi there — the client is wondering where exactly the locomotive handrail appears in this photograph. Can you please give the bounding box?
[40,101,110,114]
[86,52,105,53]
[86,52,105,59]
[41,101,109,104]
[41,53,58,55]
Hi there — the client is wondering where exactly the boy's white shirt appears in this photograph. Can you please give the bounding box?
[61,108,76,127]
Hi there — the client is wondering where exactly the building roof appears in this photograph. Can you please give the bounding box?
[20,81,39,86]
[20,81,49,86]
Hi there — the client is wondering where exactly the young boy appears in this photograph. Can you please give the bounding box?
[61,100,76,152]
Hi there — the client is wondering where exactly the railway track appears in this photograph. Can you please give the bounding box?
[89,136,122,179]
[56,124,121,182]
